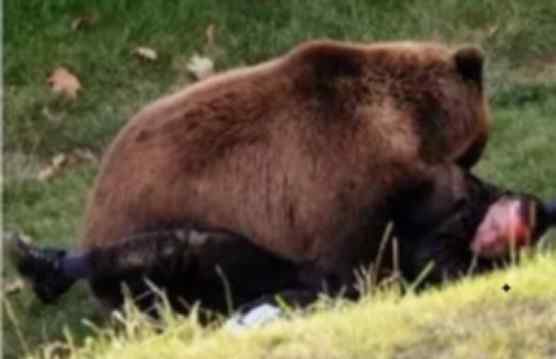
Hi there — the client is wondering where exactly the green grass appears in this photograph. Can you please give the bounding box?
[32,253,556,359]
[4,1,556,358]
[5,0,556,156]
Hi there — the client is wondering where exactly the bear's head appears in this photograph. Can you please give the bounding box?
[366,42,490,168]
[294,40,490,169]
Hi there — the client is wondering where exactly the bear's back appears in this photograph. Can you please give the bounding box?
[80,40,488,273]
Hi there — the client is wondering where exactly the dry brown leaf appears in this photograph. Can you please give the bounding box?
[71,148,99,164]
[187,54,214,80]
[65,148,99,167]
[37,153,68,181]
[37,149,98,181]
[52,153,67,167]
[4,278,25,296]
[47,67,82,99]
[133,47,158,62]
[71,14,98,31]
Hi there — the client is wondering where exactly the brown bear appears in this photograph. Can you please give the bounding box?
[79,40,489,308]
[11,164,556,314]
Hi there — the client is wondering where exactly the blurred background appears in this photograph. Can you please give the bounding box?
[4,1,556,358]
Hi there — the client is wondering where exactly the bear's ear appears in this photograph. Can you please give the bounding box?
[453,46,484,87]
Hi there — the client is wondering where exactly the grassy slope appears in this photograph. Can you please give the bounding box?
[55,253,556,359]
[4,1,556,358]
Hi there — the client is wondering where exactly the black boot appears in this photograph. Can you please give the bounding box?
[6,233,76,303]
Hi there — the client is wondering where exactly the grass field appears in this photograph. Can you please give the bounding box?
[4,1,556,358]
[36,253,556,359]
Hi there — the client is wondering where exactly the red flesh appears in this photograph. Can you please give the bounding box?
[470,199,532,258]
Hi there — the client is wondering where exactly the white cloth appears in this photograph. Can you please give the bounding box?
[224,303,284,333]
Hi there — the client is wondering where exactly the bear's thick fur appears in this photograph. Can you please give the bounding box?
[81,40,489,306]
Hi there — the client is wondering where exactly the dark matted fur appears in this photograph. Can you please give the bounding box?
[86,226,305,312]
[80,40,490,308]
[81,165,551,313]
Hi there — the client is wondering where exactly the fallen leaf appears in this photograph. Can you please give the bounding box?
[37,148,98,181]
[52,153,67,167]
[187,54,214,80]
[71,148,99,164]
[65,148,98,166]
[47,67,82,99]
[71,13,98,31]
[37,153,68,181]
[4,279,25,296]
[4,278,25,295]
[133,47,158,62]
